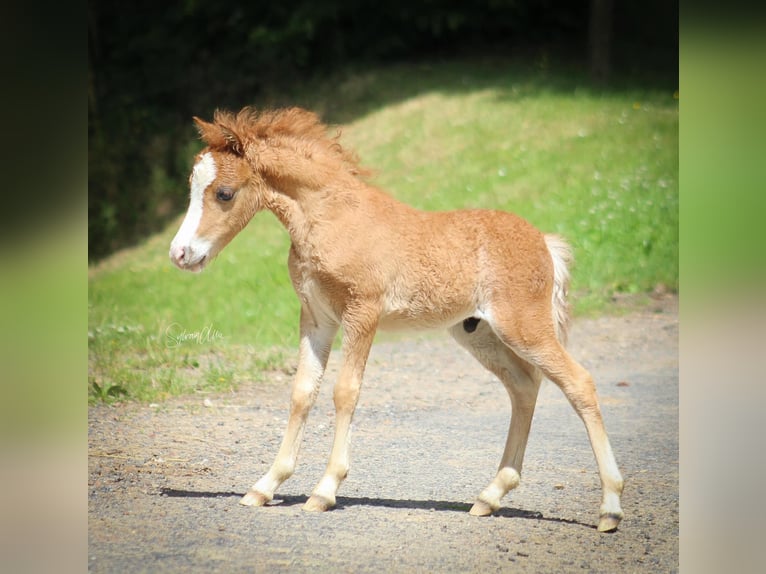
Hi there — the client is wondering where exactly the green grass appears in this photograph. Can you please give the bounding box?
[89,57,678,404]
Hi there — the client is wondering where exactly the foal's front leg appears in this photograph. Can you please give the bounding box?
[240,310,338,506]
[303,315,377,512]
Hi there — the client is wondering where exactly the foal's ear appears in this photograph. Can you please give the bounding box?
[192,116,245,156]
[193,116,223,146]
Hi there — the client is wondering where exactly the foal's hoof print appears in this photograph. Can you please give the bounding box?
[240,490,270,507]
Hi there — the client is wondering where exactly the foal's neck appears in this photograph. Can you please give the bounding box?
[264,178,356,258]
[255,141,364,256]
[266,188,311,248]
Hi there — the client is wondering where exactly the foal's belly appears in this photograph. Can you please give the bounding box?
[377,291,477,332]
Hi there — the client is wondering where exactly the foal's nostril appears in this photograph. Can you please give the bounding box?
[170,245,186,264]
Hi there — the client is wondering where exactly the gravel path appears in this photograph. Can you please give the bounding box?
[88,296,678,572]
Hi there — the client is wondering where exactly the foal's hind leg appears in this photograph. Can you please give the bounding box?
[487,306,624,532]
[449,320,543,516]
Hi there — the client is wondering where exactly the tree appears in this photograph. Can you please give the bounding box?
[589,0,613,84]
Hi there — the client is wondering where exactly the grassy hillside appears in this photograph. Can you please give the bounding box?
[88,58,678,403]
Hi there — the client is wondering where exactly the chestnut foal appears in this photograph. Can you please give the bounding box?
[169,107,624,532]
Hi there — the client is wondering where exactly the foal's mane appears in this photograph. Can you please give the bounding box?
[202,107,369,179]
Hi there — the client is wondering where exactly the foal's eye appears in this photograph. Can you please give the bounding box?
[215,187,235,202]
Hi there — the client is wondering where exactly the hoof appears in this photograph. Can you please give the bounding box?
[597,512,623,532]
[239,489,270,507]
[303,494,334,512]
[469,500,496,517]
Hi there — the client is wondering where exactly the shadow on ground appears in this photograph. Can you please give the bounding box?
[159,487,595,529]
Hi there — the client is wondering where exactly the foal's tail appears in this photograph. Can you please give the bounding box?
[544,234,573,346]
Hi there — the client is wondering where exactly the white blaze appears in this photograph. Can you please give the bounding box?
[170,152,217,260]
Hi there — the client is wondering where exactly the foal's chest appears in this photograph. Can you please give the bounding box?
[288,249,345,326]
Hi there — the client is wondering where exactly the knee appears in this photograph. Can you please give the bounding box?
[333,385,360,413]
[291,382,318,414]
